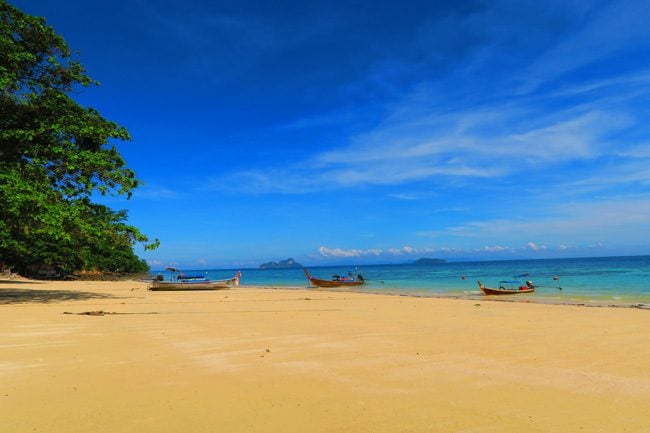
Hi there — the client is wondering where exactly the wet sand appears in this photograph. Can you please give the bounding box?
[1,279,649,432]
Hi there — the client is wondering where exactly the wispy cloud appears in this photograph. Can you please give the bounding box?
[518,0,650,93]
[563,161,650,192]
[548,70,650,99]
[388,193,422,201]
[276,110,355,130]
[614,144,650,159]
[214,101,635,195]
[132,184,180,200]
[31,0,650,266]
[202,1,650,204]
[422,196,650,245]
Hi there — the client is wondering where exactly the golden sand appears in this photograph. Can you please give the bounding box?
[1,279,649,432]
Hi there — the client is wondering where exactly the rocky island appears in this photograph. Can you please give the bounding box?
[259,258,303,269]
[413,258,447,265]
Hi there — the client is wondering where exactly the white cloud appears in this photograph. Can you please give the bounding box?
[318,245,433,258]
[526,242,547,251]
[318,246,382,258]
[315,242,594,261]
[473,245,512,252]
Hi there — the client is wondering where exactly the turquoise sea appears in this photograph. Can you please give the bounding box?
[153,255,650,305]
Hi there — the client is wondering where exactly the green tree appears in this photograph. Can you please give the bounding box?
[0,1,157,276]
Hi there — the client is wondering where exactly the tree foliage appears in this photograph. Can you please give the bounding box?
[0,1,158,276]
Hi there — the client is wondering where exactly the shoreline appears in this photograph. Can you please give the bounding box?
[2,279,650,432]
[4,276,650,309]
[240,284,650,310]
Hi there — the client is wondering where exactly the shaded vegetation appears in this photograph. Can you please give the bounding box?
[0,1,158,276]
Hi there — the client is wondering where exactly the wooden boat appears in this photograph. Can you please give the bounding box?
[149,269,241,291]
[304,269,365,287]
[477,280,535,295]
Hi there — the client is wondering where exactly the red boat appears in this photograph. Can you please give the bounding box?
[477,280,535,295]
[304,269,365,287]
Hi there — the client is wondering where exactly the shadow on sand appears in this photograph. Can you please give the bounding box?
[0,279,44,285]
[0,285,118,305]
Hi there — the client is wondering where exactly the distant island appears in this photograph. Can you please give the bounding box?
[259,258,303,269]
[413,258,447,265]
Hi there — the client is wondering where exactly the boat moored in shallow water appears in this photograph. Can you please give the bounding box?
[304,269,365,287]
[477,280,535,295]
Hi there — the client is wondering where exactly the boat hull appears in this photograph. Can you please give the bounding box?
[477,281,535,295]
[149,281,234,291]
[480,286,535,295]
[306,277,365,287]
[304,269,365,287]
[149,271,241,291]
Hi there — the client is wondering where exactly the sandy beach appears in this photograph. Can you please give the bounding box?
[1,278,649,433]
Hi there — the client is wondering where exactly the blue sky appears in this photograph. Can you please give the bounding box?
[15,0,650,268]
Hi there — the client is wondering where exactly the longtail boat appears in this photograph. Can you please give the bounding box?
[304,269,365,287]
[477,280,535,295]
[149,269,241,291]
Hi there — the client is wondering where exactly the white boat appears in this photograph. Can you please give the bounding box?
[149,268,241,291]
